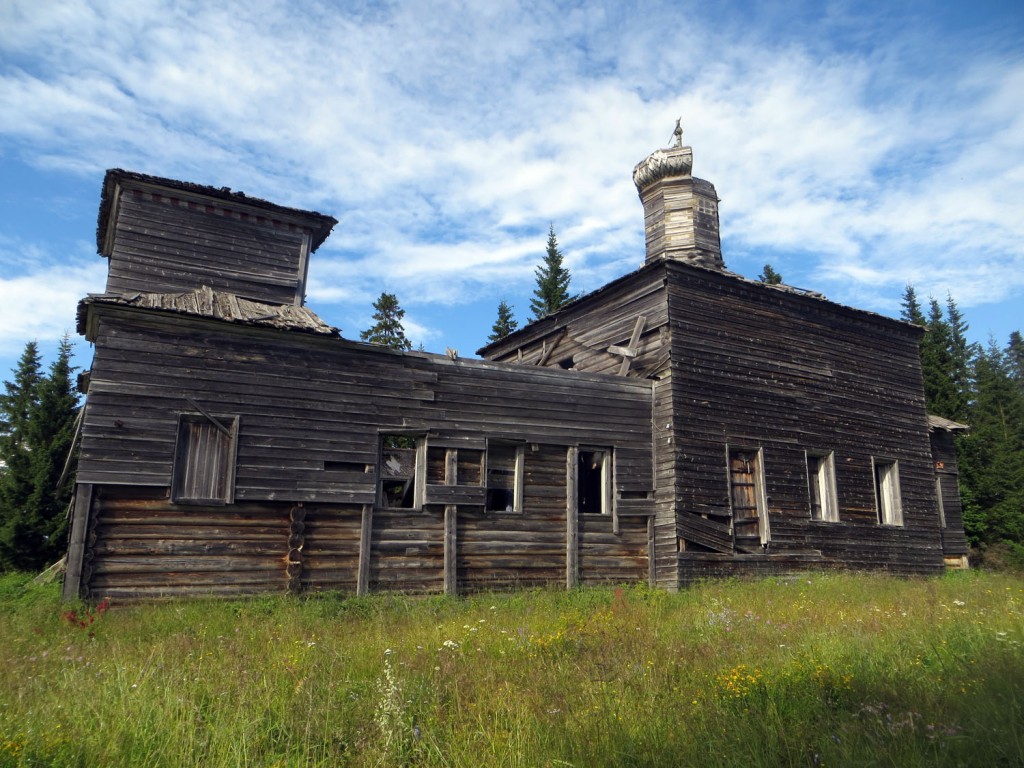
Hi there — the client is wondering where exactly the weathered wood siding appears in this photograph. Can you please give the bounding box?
[74,306,654,597]
[664,263,945,574]
[86,487,291,599]
[105,186,313,305]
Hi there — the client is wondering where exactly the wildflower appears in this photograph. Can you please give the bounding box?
[384,648,393,656]
[953,600,965,607]
[442,639,459,650]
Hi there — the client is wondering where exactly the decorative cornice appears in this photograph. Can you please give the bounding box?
[632,146,693,191]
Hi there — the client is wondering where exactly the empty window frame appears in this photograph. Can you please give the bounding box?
[577,448,612,515]
[486,443,524,512]
[728,447,770,546]
[873,458,903,526]
[806,451,839,522]
[171,413,239,504]
[378,434,424,509]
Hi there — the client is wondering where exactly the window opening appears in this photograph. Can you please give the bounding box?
[486,443,523,512]
[807,451,839,522]
[171,413,239,504]
[578,449,610,514]
[379,434,422,509]
[936,476,946,529]
[873,458,903,526]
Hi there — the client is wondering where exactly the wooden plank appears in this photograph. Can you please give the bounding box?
[566,446,578,589]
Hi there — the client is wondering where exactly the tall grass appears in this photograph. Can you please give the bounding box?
[1,571,1022,766]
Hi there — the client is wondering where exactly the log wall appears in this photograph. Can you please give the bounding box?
[664,263,945,575]
[73,307,654,598]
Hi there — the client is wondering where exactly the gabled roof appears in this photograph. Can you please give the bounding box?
[77,285,339,338]
[96,169,338,254]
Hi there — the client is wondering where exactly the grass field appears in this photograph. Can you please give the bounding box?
[1,570,1022,767]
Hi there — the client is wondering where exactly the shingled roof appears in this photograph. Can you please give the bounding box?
[77,285,340,337]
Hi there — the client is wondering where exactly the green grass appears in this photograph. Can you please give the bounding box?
[1,571,1022,767]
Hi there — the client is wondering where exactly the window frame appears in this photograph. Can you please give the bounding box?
[873,457,904,526]
[485,441,525,513]
[806,450,839,523]
[377,433,426,511]
[170,412,239,505]
[727,445,770,546]
[576,447,613,515]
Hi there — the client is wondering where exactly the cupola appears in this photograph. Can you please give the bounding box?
[632,121,724,270]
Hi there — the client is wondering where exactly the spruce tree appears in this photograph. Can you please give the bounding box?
[27,335,79,566]
[0,339,78,571]
[0,342,43,571]
[360,292,413,351]
[900,284,926,326]
[758,264,783,284]
[530,225,574,320]
[922,297,960,421]
[488,300,518,343]
[958,338,1024,550]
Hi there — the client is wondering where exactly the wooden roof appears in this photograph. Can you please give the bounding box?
[927,414,969,432]
[77,285,339,337]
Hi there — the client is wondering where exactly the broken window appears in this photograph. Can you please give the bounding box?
[171,413,239,504]
[807,451,839,522]
[379,434,424,509]
[577,448,611,515]
[486,443,524,512]
[873,458,903,526]
[728,447,770,546]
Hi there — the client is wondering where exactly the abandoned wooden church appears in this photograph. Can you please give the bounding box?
[62,132,969,600]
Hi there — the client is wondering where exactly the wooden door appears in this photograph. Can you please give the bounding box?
[729,449,765,551]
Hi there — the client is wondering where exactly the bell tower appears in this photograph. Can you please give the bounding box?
[632,121,724,270]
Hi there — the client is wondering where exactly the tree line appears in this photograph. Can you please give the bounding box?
[901,287,1024,563]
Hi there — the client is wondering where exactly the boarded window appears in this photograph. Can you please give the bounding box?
[578,449,611,515]
[807,451,839,522]
[728,447,769,546]
[171,414,238,504]
[873,458,903,526]
[379,435,424,509]
[486,443,524,512]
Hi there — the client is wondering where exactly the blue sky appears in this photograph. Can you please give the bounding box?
[1,0,1022,382]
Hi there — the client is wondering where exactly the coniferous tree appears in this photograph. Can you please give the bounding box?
[958,338,1024,550]
[945,294,973,422]
[900,284,926,326]
[758,264,783,284]
[0,342,43,570]
[360,292,413,351]
[488,300,518,343]
[530,225,574,320]
[0,339,79,571]
[922,297,961,421]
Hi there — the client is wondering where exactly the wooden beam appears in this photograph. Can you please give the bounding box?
[62,483,93,601]
[566,446,579,589]
[444,448,458,595]
[357,504,372,596]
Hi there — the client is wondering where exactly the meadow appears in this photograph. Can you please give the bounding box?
[1,570,1022,767]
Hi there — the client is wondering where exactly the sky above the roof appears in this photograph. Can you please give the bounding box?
[1,0,1022,380]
